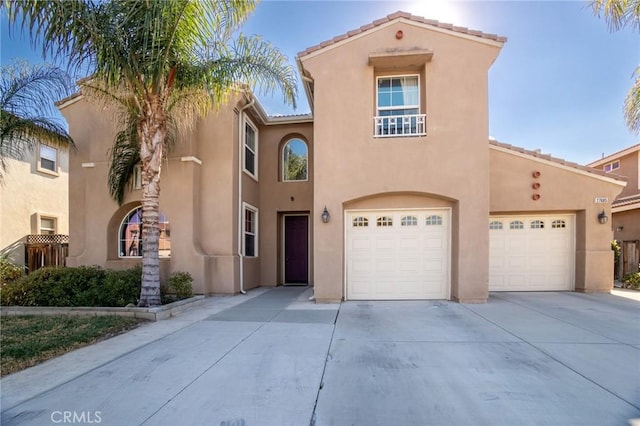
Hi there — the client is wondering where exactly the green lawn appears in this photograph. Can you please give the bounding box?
[1,315,142,377]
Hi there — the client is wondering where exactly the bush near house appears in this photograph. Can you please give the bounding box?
[162,271,194,304]
[0,266,194,307]
[0,257,24,286]
[622,272,640,290]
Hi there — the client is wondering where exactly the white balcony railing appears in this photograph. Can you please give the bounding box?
[374,114,427,138]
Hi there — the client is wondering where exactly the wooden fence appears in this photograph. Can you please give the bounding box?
[25,234,69,273]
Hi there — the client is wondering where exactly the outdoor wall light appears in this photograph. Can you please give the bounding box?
[321,206,330,223]
[597,210,608,225]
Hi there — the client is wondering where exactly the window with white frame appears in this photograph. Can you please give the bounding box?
[375,75,425,137]
[243,118,258,179]
[38,144,57,173]
[243,203,258,257]
[282,138,308,181]
[133,164,142,189]
[603,161,620,173]
[489,221,503,230]
[40,217,57,234]
[118,206,171,258]
[426,215,443,226]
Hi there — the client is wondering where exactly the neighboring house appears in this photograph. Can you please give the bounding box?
[59,11,625,303]
[0,142,70,271]
[587,144,640,277]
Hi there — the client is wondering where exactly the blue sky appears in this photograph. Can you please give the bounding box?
[1,0,637,164]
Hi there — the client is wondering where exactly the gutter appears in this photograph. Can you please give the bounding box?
[237,96,255,294]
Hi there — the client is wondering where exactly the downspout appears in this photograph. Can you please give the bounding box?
[237,96,255,294]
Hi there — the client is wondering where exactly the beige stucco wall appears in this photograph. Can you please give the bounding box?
[614,151,639,198]
[0,148,69,267]
[301,20,502,302]
[258,122,314,287]
[489,147,626,292]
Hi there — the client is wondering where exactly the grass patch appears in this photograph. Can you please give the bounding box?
[1,315,142,377]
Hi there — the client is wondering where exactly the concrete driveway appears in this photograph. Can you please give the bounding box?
[1,287,638,426]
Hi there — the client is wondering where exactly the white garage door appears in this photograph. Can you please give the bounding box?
[346,209,450,300]
[489,214,574,291]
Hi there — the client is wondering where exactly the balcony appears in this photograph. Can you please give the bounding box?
[374,114,427,138]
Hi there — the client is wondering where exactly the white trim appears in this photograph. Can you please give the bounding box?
[81,162,95,168]
[281,213,311,284]
[242,116,259,181]
[36,213,58,235]
[299,18,504,62]
[489,144,627,187]
[343,207,452,301]
[242,202,259,257]
[180,156,202,165]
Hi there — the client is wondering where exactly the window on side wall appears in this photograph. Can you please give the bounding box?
[603,161,620,173]
[282,138,308,181]
[39,217,57,235]
[38,144,58,174]
[243,203,258,257]
[375,75,425,137]
[243,118,258,180]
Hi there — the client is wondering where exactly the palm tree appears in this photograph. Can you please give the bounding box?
[5,0,297,306]
[591,0,640,134]
[0,60,75,181]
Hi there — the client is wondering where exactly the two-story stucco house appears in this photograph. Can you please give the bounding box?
[59,12,625,303]
[0,142,70,271]
[588,144,640,277]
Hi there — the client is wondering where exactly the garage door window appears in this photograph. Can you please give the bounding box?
[552,220,566,229]
[377,216,393,227]
[426,215,442,226]
[353,217,369,227]
[489,221,503,230]
[401,216,417,226]
[531,220,544,229]
[510,221,524,230]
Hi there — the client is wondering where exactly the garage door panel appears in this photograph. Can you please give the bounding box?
[347,209,450,300]
[489,214,574,291]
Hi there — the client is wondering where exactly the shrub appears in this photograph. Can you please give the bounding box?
[0,257,23,286]
[167,271,193,300]
[622,272,640,290]
[0,266,141,307]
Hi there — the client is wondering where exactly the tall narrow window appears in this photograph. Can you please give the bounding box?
[38,144,57,173]
[119,207,171,258]
[244,118,258,179]
[243,203,258,257]
[282,139,308,181]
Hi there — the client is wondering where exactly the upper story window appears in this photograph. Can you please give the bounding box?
[38,144,58,174]
[119,207,171,258]
[132,164,142,189]
[282,139,308,181]
[374,75,426,138]
[603,160,620,173]
[243,117,258,180]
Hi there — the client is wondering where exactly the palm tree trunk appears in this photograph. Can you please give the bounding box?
[137,106,166,307]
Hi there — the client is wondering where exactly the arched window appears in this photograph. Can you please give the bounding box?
[282,138,308,181]
[510,221,524,230]
[489,221,503,230]
[425,215,443,226]
[401,216,417,226]
[353,217,369,227]
[119,207,171,258]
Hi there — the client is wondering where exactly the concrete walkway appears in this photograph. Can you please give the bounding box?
[1,288,638,426]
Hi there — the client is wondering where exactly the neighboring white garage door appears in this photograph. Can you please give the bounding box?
[346,209,450,300]
[489,214,575,291]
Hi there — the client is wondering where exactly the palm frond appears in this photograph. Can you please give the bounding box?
[591,0,640,31]
[108,117,140,205]
[625,66,640,135]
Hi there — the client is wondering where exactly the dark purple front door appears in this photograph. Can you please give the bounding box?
[284,215,309,284]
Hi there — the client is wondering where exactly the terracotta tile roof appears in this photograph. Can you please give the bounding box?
[613,194,640,208]
[489,139,627,183]
[586,143,640,167]
[298,11,507,58]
